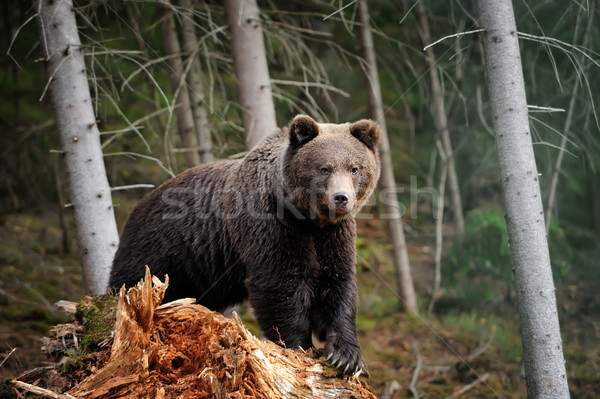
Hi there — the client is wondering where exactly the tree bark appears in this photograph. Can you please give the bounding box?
[180,0,214,163]
[477,1,570,397]
[357,0,418,312]
[158,1,201,168]
[224,0,278,149]
[36,0,119,295]
[415,2,466,243]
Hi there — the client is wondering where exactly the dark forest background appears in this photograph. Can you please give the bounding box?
[0,1,599,397]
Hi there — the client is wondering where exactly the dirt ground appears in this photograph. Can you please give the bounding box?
[1,212,598,398]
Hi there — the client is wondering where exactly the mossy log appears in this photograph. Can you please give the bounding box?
[20,268,375,398]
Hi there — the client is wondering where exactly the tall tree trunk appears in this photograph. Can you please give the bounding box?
[415,2,466,243]
[37,0,119,295]
[477,1,570,397]
[357,0,418,312]
[180,0,214,163]
[427,141,447,313]
[159,1,201,168]
[224,0,278,149]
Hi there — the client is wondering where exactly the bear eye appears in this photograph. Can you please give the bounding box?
[351,166,360,175]
[320,167,330,175]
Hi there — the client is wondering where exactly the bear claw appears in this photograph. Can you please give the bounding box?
[323,337,362,375]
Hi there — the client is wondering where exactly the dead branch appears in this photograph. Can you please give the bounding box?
[409,342,423,399]
[467,325,497,361]
[381,380,402,399]
[12,380,77,399]
[54,300,78,314]
[0,347,17,369]
[446,373,490,398]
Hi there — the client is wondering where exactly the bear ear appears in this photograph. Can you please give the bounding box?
[350,119,381,152]
[289,114,319,147]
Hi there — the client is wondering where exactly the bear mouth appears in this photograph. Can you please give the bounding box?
[315,203,353,221]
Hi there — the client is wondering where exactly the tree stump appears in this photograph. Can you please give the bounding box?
[43,268,376,398]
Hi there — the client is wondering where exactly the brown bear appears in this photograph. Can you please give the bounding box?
[109,114,381,375]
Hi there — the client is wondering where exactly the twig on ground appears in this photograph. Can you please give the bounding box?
[0,347,17,369]
[468,325,497,361]
[55,300,77,314]
[381,380,402,399]
[409,342,423,399]
[17,366,55,380]
[12,380,76,399]
[446,373,490,398]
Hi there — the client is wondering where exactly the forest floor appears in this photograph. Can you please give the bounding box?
[0,210,598,398]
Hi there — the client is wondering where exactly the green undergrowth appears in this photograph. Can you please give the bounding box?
[74,295,118,353]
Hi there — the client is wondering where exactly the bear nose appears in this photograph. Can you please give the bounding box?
[332,192,350,208]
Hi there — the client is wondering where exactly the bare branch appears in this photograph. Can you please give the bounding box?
[446,373,490,398]
[323,0,357,21]
[103,152,175,178]
[467,325,497,361]
[111,184,156,191]
[422,29,485,51]
[0,347,17,370]
[7,13,38,68]
[12,380,76,399]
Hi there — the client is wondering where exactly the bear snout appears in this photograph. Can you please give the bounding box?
[332,192,351,208]
[324,174,356,216]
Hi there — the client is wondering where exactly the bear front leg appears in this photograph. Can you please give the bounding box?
[312,220,362,375]
[319,280,362,375]
[242,226,319,351]
[247,283,314,350]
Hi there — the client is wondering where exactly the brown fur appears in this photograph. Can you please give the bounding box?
[109,115,381,374]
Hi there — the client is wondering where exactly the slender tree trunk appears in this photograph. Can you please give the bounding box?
[545,82,578,233]
[477,1,570,397]
[180,0,214,163]
[427,141,447,313]
[357,0,417,312]
[415,2,465,243]
[159,1,201,168]
[36,0,119,295]
[224,0,278,149]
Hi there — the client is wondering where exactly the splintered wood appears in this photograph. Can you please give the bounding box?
[55,268,375,398]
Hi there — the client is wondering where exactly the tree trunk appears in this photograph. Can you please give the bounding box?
[415,2,466,243]
[427,141,447,313]
[477,1,570,397]
[357,0,418,312]
[158,1,201,168]
[224,0,278,149]
[36,0,119,295]
[180,0,214,163]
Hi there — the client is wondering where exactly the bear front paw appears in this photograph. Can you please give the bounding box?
[324,335,362,375]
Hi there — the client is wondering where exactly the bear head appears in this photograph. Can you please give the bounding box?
[282,114,381,223]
